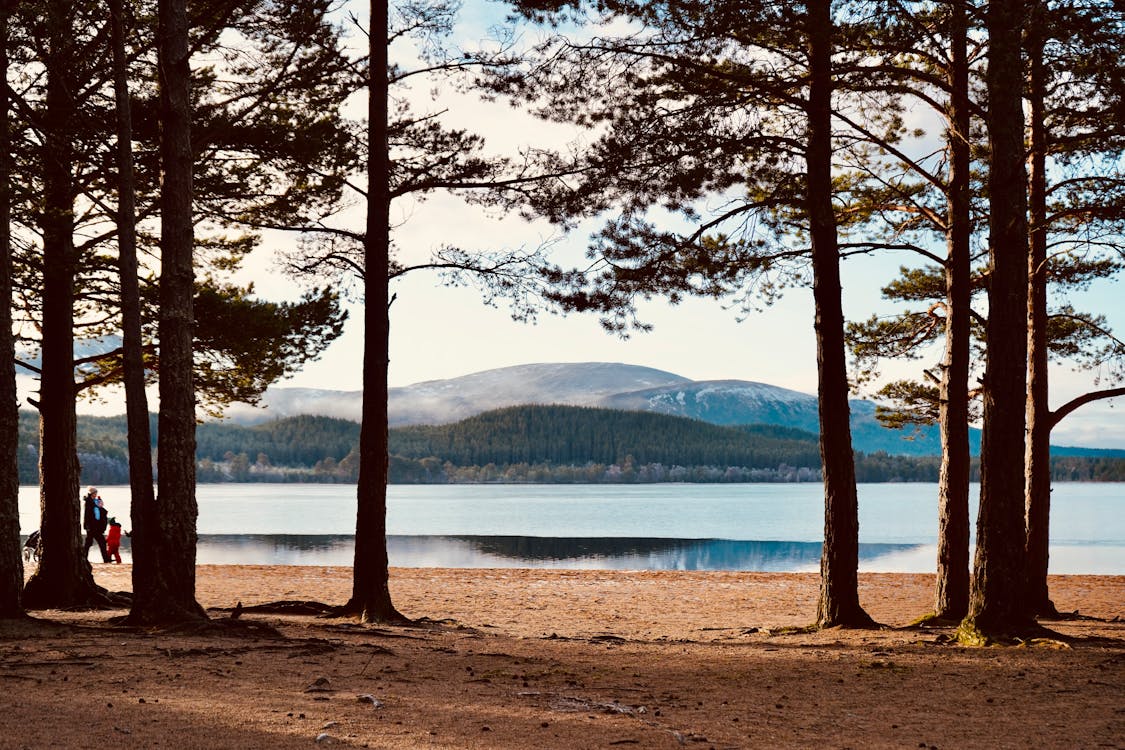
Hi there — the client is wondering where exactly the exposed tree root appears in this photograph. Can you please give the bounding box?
[814,612,883,631]
[216,600,341,616]
[217,599,416,627]
[1038,609,1117,623]
[903,612,963,630]
[334,599,413,626]
[956,619,1066,647]
[1026,599,1062,620]
[158,618,283,637]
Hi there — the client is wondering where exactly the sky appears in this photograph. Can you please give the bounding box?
[55,1,1125,450]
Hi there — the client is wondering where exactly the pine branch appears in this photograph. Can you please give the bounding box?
[1050,387,1125,429]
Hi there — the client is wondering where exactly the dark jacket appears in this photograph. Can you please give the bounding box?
[83,494,107,534]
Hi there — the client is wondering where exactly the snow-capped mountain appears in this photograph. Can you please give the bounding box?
[594,377,952,454]
[599,379,823,431]
[388,362,691,426]
[217,361,960,455]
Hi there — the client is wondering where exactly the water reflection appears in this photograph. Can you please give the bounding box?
[172,534,923,571]
[50,534,1121,574]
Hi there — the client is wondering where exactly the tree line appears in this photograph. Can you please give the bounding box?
[1,1,1121,644]
[15,407,1123,485]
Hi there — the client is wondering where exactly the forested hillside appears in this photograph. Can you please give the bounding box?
[390,405,823,468]
[15,408,1125,485]
[17,410,363,484]
[195,415,360,466]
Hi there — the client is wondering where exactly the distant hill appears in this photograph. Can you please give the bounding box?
[210,362,1125,457]
[1048,445,1125,458]
[218,362,969,456]
[599,378,984,456]
[221,362,691,427]
[600,379,820,426]
[388,362,691,426]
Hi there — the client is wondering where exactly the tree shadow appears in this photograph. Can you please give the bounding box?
[212,599,440,629]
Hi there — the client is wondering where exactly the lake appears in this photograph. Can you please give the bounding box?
[18,482,1125,573]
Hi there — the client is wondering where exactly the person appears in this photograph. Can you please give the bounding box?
[82,486,110,563]
[105,517,128,564]
[23,529,41,563]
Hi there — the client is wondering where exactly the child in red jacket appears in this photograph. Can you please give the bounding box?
[106,517,127,564]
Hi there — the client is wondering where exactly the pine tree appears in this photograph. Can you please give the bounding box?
[1022,0,1125,618]
[21,0,106,610]
[500,0,884,627]
[960,0,1036,642]
[345,0,403,623]
[0,0,23,619]
[265,1,581,622]
[109,0,157,623]
[134,0,208,624]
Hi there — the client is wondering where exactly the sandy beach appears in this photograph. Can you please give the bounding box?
[2,565,1121,748]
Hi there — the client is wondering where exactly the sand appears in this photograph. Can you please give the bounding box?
[1,565,1121,749]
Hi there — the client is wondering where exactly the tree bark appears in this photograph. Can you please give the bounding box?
[933,0,972,622]
[0,0,24,619]
[344,0,404,623]
[22,0,105,610]
[131,0,206,624]
[961,0,1036,642]
[1022,9,1056,620]
[108,0,159,621]
[809,0,874,629]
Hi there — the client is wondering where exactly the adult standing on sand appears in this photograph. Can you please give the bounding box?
[82,486,110,563]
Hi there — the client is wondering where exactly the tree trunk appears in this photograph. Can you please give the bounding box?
[808,0,874,630]
[344,0,404,624]
[960,0,1036,642]
[933,0,972,622]
[1023,12,1056,619]
[22,0,105,610]
[131,0,206,624]
[109,0,159,620]
[0,0,24,619]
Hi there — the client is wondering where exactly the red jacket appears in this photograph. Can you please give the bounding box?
[106,524,122,546]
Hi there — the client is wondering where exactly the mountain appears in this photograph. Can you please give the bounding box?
[217,362,968,455]
[600,379,823,430]
[223,362,690,426]
[598,379,976,456]
[388,362,690,426]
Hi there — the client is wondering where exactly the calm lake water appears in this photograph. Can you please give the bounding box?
[18,482,1125,573]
